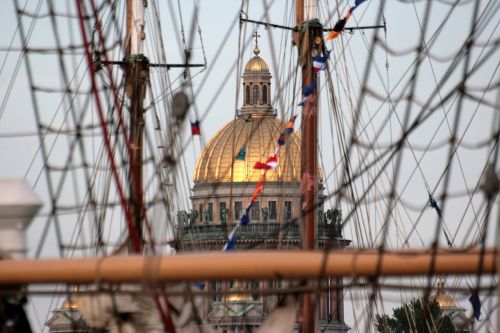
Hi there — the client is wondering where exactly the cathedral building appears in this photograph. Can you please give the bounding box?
[432,277,472,332]
[177,39,351,332]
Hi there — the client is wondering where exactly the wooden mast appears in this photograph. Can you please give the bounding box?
[126,0,148,247]
[297,0,321,331]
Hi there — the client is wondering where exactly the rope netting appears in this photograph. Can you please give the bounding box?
[0,0,498,332]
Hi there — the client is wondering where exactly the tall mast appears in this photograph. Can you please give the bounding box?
[297,0,321,332]
[126,0,148,247]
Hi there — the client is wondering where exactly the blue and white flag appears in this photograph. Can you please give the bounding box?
[298,81,317,106]
[313,51,330,73]
[223,225,239,251]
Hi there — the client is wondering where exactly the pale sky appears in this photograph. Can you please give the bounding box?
[0,0,498,332]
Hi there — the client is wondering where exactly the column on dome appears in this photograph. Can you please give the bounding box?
[245,84,251,105]
[262,84,268,105]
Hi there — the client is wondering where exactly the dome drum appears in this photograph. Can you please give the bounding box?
[191,182,302,224]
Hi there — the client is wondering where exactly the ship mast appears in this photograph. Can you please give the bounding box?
[297,0,322,332]
[125,0,148,248]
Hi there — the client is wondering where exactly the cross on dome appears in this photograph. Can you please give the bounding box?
[253,31,261,55]
[253,31,260,48]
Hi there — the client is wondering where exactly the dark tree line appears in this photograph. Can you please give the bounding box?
[375,298,455,333]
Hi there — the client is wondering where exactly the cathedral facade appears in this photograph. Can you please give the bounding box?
[177,41,351,332]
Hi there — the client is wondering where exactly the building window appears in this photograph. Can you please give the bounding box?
[284,201,292,221]
[219,201,227,222]
[268,201,277,220]
[245,85,250,105]
[250,280,260,300]
[210,281,217,301]
[234,201,242,220]
[253,85,259,105]
[251,201,260,221]
[198,204,203,220]
[262,85,267,104]
[207,203,213,222]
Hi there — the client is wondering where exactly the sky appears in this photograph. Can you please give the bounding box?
[0,0,499,332]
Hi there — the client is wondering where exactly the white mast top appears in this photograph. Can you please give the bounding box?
[130,0,145,54]
[304,0,318,20]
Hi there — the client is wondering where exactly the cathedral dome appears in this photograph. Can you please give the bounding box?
[194,115,301,184]
[243,47,270,74]
[432,277,457,308]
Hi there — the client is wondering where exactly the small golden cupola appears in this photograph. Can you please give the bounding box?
[432,276,457,308]
[241,32,273,116]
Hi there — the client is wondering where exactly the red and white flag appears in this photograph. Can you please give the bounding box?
[254,151,279,170]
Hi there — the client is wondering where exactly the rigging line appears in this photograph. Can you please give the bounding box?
[402,61,500,249]
[343,39,398,227]
[0,0,29,78]
[89,7,181,326]
[164,0,189,62]
[149,0,173,78]
[393,77,497,239]
[356,0,465,131]
[191,0,208,69]
[148,0,178,178]
[369,2,434,194]
[327,66,372,247]
[333,0,386,214]
[425,0,496,228]
[274,0,293,117]
[0,0,43,123]
[411,0,499,239]
[164,2,208,155]
[13,0,67,260]
[404,4,500,128]
[338,11,498,234]
[399,54,499,248]
[337,18,391,249]
[156,132,188,229]
[332,0,468,250]
[89,0,159,249]
[76,0,141,253]
[178,29,262,157]
[190,0,278,107]
[25,11,119,190]
[471,195,497,331]
[183,5,209,150]
[330,42,374,248]
[176,0,187,51]
[149,84,191,217]
[447,68,500,247]
[261,0,290,127]
[330,33,408,248]
[226,0,248,233]
[332,9,442,312]
[135,32,180,217]
[46,0,103,256]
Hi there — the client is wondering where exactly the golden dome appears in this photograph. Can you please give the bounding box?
[62,298,78,310]
[432,277,456,308]
[244,47,270,74]
[225,281,253,302]
[194,115,301,183]
[435,293,456,308]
